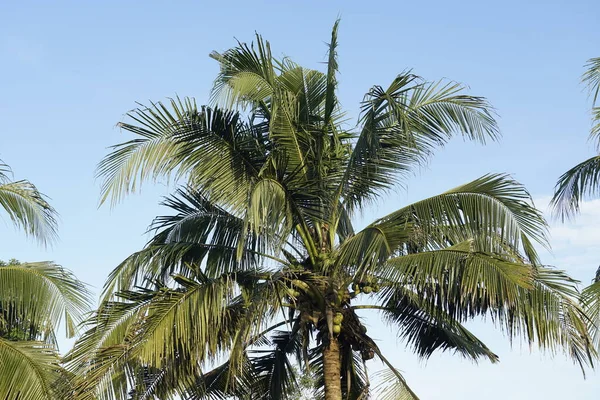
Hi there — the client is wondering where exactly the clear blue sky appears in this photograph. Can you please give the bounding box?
[1,1,599,398]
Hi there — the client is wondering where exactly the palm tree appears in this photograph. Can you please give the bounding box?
[0,162,90,399]
[0,259,90,400]
[551,57,600,218]
[0,160,58,245]
[69,22,594,400]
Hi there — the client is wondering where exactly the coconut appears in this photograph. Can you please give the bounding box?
[333,313,344,324]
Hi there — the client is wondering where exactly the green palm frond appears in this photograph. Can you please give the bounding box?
[372,368,419,400]
[0,337,65,400]
[69,271,288,400]
[324,19,340,128]
[582,57,600,107]
[101,185,290,299]
[0,161,58,245]
[210,33,276,110]
[378,173,547,262]
[0,261,91,339]
[337,174,547,276]
[97,99,264,209]
[340,75,499,212]
[375,284,499,362]
[552,156,600,220]
[379,248,533,318]
[582,278,600,349]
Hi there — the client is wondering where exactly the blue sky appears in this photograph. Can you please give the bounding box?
[1,0,599,398]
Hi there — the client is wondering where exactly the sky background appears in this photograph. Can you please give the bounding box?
[1,0,599,398]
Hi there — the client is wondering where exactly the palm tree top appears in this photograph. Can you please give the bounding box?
[73,21,595,400]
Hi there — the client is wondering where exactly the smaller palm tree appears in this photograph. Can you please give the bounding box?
[552,57,600,218]
[0,159,90,399]
[0,259,90,400]
[0,160,58,244]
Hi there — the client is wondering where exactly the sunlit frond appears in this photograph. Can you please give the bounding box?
[0,261,91,339]
[0,338,64,400]
[341,74,499,212]
[0,161,58,245]
[97,99,263,210]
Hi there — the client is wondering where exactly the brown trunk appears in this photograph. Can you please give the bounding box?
[323,337,342,400]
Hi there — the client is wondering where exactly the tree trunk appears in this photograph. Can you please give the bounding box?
[323,337,342,400]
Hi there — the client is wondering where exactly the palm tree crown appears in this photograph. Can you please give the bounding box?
[69,22,594,400]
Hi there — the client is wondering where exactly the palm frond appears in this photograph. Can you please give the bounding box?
[0,176,58,245]
[97,99,263,210]
[551,156,600,220]
[374,173,548,263]
[0,337,64,400]
[210,34,276,110]
[341,75,499,212]
[375,284,499,362]
[71,271,287,400]
[0,261,91,339]
[372,368,419,400]
[324,19,340,127]
[583,57,600,106]
[582,279,600,349]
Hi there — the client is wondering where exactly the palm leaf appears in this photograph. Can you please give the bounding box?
[0,162,58,245]
[0,261,91,339]
[551,156,600,220]
[97,99,263,210]
[582,57,600,106]
[340,74,499,212]
[0,338,64,400]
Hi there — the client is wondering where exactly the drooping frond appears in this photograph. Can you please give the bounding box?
[551,156,600,220]
[247,329,302,399]
[377,252,593,370]
[582,277,600,349]
[0,162,58,245]
[101,186,288,299]
[69,270,289,400]
[0,261,91,339]
[97,99,264,210]
[379,248,533,319]
[337,174,548,278]
[376,282,499,362]
[372,368,419,400]
[582,57,600,107]
[376,174,547,263]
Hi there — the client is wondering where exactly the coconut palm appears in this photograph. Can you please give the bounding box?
[552,57,600,218]
[69,22,594,400]
[0,160,58,245]
[0,259,90,400]
[0,162,89,399]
